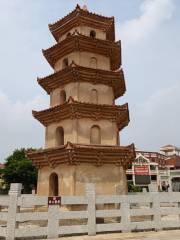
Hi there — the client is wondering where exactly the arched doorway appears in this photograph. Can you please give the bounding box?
[90,125,101,144]
[60,90,66,104]
[90,57,97,69]
[56,127,64,146]
[90,89,98,104]
[90,30,96,39]
[49,172,59,196]
[62,58,69,69]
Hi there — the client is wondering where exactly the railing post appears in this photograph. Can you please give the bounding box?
[7,183,22,240]
[47,205,59,239]
[86,183,96,236]
[152,193,162,231]
[120,195,131,232]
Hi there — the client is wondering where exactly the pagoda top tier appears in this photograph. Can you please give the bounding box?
[49,4,115,42]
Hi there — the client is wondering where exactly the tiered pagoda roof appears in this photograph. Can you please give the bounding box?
[42,33,121,70]
[28,5,135,170]
[27,142,135,168]
[32,97,129,131]
[38,63,126,98]
[49,4,115,42]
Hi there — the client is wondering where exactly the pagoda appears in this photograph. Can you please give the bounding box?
[27,5,135,196]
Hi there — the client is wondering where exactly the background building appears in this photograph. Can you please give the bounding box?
[126,145,180,192]
[126,151,168,191]
[160,145,180,191]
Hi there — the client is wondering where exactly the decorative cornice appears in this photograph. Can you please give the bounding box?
[49,5,115,42]
[32,98,129,130]
[27,142,135,168]
[37,64,126,99]
[42,34,121,71]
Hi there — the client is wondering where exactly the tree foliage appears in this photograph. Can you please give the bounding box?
[127,181,142,192]
[2,148,37,193]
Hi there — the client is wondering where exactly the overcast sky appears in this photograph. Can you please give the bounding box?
[0,0,179,161]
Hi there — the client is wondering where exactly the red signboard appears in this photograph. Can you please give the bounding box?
[134,165,149,175]
[48,196,61,205]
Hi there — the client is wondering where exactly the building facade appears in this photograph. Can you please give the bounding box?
[161,145,180,191]
[127,146,180,192]
[160,145,180,157]
[27,5,135,196]
[126,151,168,191]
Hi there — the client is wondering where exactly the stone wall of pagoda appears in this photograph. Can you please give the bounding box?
[50,82,114,107]
[37,164,127,196]
[45,119,118,148]
[54,52,110,72]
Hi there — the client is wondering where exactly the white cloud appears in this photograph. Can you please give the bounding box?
[119,0,175,44]
[122,82,180,150]
[116,0,180,152]
[0,90,48,161]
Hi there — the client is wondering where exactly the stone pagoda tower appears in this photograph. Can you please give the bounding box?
[28,5,135,196]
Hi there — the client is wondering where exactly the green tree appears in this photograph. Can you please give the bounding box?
[2,149,37,193]
[127,181,142,192]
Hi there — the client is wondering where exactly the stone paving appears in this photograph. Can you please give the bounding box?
[57,230,180,240]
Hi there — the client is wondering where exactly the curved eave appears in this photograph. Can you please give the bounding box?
[37,65,126,99]
[27,142,135,168]
[42,34,121,71]
[32,100,129,131]
[49,5,115,42]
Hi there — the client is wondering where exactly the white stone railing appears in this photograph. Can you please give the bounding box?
[1,183,180,239]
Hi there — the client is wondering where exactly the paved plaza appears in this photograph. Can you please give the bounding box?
[58,230,180,240]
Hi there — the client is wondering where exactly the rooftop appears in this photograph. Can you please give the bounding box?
[49,4,115,42]
[160,145,180,151]
[0,163,5,169]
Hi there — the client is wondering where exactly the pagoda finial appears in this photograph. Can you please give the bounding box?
[82,5,88,11]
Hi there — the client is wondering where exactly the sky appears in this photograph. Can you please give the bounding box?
[0,0,180,161]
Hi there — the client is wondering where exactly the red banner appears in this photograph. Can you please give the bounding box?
[134,165,149,175]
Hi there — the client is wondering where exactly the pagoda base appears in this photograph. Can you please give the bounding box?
[36,163,127,196]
